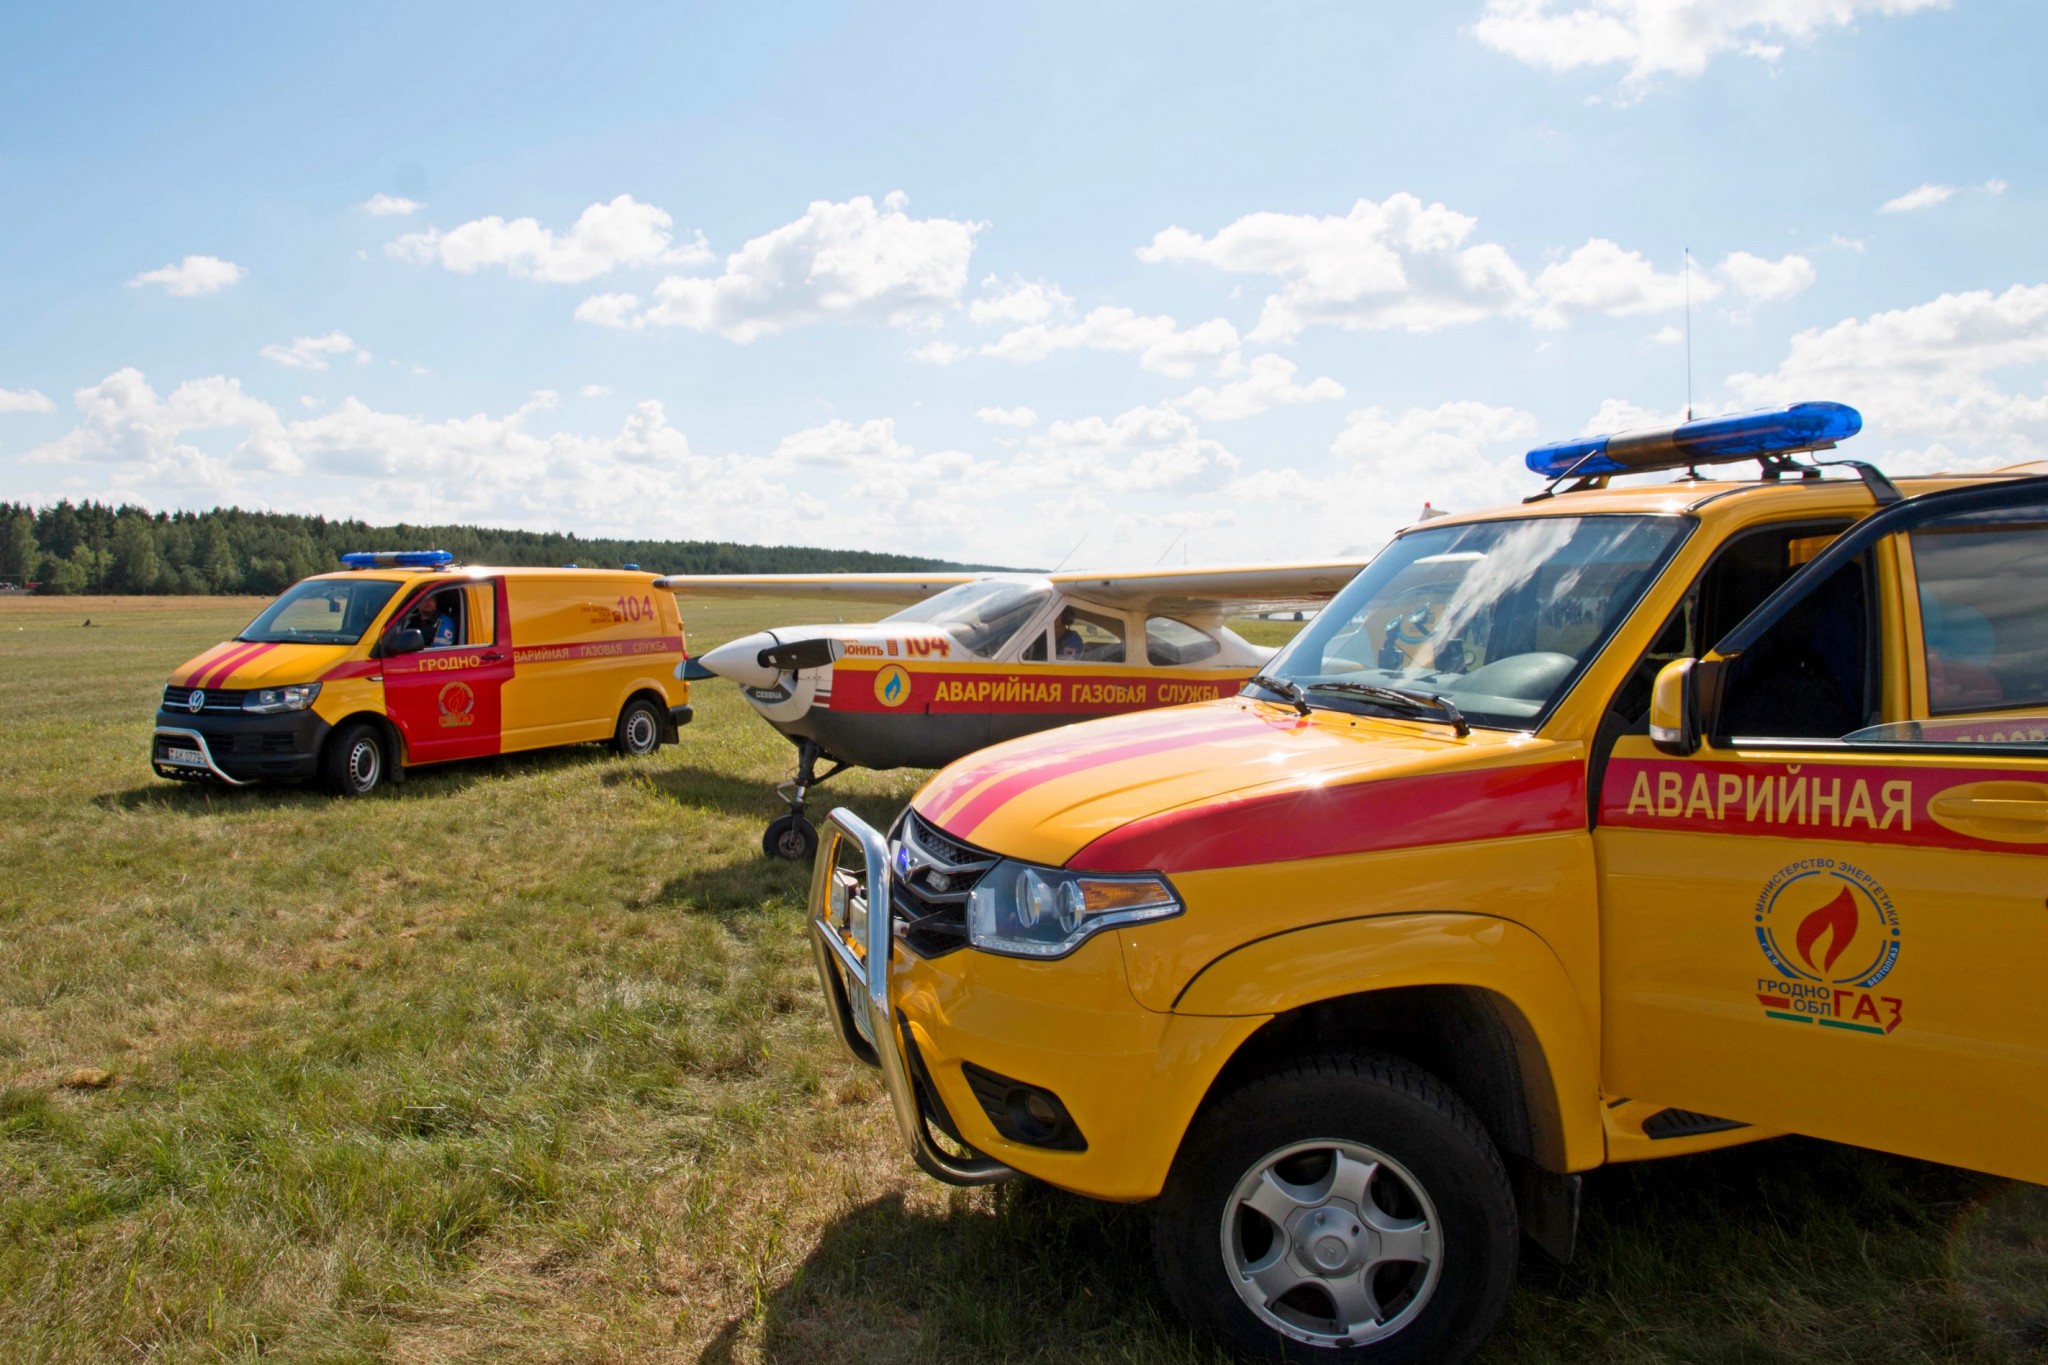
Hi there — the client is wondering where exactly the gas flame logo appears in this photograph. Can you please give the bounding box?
[873,664,910,708]
[1795,887,1859,974]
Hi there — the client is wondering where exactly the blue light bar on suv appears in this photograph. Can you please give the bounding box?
[1525,401,1863,479]
[339,550,456,569]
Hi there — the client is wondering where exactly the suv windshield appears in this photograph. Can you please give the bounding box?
[240,577,403,645]
[1258,514,1690,730]
[885,580,1052,657]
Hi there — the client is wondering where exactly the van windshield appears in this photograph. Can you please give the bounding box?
[1256,514,1690,730]
[240,578,403,645]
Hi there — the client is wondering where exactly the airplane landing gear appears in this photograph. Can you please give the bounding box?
[764,739,850,860]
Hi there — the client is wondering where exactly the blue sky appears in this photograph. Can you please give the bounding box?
[3,0,2043,567]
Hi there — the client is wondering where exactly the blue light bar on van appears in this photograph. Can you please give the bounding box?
[1525,402,1863,479]
[339,550,456,569]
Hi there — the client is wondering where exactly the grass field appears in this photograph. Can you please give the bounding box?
[1,595,2043,1364]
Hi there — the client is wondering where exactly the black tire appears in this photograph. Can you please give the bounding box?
[1152,1053,1517,1364]
[323,721,387,797]
[612,696,665,757]
[761,813,818,861]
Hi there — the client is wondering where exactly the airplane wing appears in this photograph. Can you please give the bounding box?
[1049,559,1369,617]
[654,572,982,604]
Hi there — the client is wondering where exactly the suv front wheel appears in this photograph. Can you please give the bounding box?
[1152,1053,1517,1363]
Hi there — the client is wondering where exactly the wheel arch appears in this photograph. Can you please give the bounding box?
[1169,914,1602,1177]
[617,682,681,741]
[321,710,409,783]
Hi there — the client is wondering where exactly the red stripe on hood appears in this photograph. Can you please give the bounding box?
[932,707,1309,839]
[915,709,1231,822]
[173,643,236,686]
[200,642,273,688]
[1067,758,1587,874]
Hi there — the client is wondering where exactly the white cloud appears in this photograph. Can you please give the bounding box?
[1717,251,1816,302]
[579,384,614,398]
[1649,325,1685,345]
[609,193,983,341]
[1533,239,1707,328]
[361,193,422,216]
[1145,198,1808,340]
[1223,401,1540,556]
[981,306,1242,377]
[1171,354,1344,422]
[1015,406,1242,495]
[0,388,54,414]
[259,332,371,370]
[911,341,972,365]
[1727,283,2048,467]
[1473,0,1949,94]
[975,405,1038,429]
[969,277,1072,326]
[388,194,705,284]
[20,367,793,536]
[129,255,245,296]
[574,292,641,327]
[1985,178,2010,195]
[1881,183,1955,213]
[1142,194,1536,342]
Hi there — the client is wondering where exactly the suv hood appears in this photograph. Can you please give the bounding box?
[169,641,353,690]
[912,699,1584,872]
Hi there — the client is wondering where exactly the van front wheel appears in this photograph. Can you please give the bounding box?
[612,697,665,757]
[323,722,387,797]
[1152,1053,1517,1364]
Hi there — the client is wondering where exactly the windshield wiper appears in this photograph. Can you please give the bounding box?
[1304,681,1470,736]
[1247,672,1312,717]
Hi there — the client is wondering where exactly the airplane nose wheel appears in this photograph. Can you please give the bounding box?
[763,813,819,860]
[763,739,849,860]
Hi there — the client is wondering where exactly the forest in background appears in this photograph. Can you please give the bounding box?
[0,500,1001,595]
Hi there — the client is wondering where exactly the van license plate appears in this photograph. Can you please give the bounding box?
[165,747,205,767]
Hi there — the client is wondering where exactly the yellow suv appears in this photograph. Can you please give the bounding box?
[807,403,2048,1362]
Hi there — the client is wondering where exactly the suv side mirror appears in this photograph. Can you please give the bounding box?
[1648,657,1729,755]
[380,628,425,658]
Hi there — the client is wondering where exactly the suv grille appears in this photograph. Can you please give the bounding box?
[162,685,249,713]
[891,809,999,957]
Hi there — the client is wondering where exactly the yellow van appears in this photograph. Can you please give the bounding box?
[805,404,2048,1362]
[152,551,691,795]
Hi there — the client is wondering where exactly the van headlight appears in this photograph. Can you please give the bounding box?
[243,683,321,714]
[966,861,1182,959]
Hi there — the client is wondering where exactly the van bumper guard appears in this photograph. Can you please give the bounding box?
[151,726,254,786]
[808,807,1015,1187]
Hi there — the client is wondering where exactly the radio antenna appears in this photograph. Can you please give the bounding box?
[1050,532,1089,572]
[1683,246,1694,423]
[1154,527,1188,565]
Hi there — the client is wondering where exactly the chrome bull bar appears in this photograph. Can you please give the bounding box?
[807,807,1015,1186]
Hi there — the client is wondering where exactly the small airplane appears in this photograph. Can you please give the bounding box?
[658,559,1370,857]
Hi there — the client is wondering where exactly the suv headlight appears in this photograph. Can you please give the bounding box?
[967,861,1182,959]
[243,683,321,714]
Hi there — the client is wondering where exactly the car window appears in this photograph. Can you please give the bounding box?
[1909,516,2048,715]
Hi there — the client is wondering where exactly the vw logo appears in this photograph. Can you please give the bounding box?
[186,689,206,714]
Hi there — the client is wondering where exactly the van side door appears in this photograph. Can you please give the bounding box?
[381,577,514,765]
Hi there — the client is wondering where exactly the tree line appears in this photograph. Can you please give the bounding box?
[0,501,1000,596]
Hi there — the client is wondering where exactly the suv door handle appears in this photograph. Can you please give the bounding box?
[1927,781,2048,843]
[480,651,506,662]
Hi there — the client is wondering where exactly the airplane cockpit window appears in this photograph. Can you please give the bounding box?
[1058,607,1127,663]
[886,580,1053,657]
[1258,514,1690,731]
[1145,616,1221,666]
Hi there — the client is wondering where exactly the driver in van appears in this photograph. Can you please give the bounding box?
[408,591,458,648]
